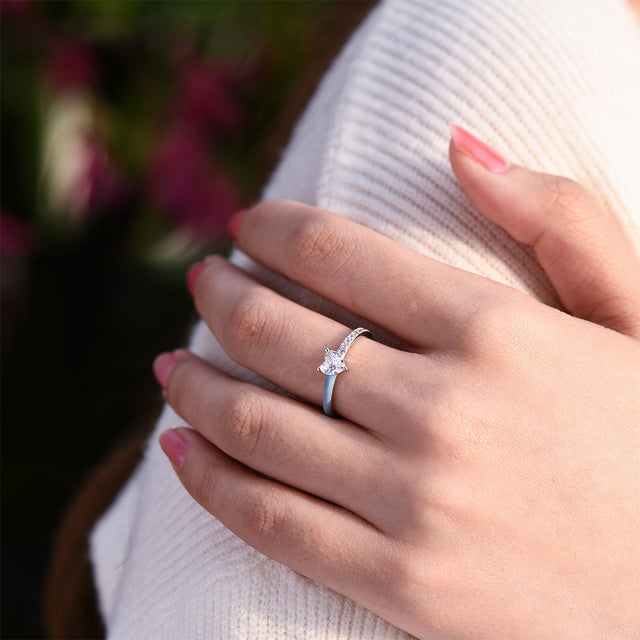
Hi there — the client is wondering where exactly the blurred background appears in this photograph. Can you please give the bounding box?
[0,1,372,637]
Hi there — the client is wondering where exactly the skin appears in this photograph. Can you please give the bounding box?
[156,137,640,639]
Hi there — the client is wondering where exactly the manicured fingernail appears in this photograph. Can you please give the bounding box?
[159,429,188,471]
[186,262,205,296]
[449,123,510,172]
[153,351,179,389]
[228,208,249,241]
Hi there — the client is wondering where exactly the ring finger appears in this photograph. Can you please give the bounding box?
[191,256,427,433]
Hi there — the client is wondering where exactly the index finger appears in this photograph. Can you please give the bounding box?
[230,200,498,348]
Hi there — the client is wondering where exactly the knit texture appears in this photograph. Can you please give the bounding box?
[91,0,640,637]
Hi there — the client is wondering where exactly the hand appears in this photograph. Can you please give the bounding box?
[154,126,640,640]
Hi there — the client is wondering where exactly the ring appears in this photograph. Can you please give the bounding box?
[317,327,370,418]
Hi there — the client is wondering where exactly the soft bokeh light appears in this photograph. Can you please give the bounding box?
[1,2,372,637]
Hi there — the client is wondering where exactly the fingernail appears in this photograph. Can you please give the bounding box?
[186,262,206,296]
[449,123,510,172]
[228,208,249,241]
[153,351,179,389]
[159,429,188,471]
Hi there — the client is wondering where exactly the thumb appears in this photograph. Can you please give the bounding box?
[449,123,640,336]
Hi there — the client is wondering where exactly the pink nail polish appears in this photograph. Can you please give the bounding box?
[153,352,179,389]
[449,123,510,172]
[228,208,249,241]
[186,262,205,296]
[160,429,188,470]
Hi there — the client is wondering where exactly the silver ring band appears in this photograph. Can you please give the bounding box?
[317,327,370,418]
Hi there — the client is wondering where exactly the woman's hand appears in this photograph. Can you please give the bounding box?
[154,126,640,640]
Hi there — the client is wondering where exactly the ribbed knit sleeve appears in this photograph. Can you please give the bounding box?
[91,1,640,638]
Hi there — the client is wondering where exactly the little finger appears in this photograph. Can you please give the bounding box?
[155,350,405,528]
[159,428,406,632]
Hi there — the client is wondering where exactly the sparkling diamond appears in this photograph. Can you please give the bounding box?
[317,348,347,375]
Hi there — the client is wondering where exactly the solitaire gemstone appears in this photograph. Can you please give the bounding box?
[318,329,370,418]
[318,348,347,376]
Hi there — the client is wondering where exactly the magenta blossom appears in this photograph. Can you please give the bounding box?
[147,128,241,239]
[46,42,101,93]
[175,60,244,136]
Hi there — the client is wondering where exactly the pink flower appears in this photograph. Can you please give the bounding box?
[46,42,100,93]
[147,127,240,238]
[176,60,243,135]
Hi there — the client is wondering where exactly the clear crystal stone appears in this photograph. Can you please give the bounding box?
[317,328,370,377]
[318,349,347,375]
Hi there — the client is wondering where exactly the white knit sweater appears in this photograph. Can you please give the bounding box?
[91,0,640,637]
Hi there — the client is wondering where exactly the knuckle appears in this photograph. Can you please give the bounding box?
[226,288,280,361]
[244,488,286,544]
[460,290,532,355]
[459,297,508,352]
[542,175,593,223]
[195,462,223,505]
[287,212,353,278]
[225,391,268,456]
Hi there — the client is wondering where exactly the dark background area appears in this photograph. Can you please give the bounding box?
[0,1,372,637]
